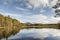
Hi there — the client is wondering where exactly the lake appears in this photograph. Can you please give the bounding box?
[3,28,60,40]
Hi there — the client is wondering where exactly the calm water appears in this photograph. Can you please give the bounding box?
[5,28,60,40]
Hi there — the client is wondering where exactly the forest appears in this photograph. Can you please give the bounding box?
[0,14,23,40]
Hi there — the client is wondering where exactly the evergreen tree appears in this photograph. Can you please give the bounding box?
[52,0,60,29]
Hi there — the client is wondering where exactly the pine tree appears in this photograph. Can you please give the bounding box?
[52,0,60,29]
[52,0,60,17]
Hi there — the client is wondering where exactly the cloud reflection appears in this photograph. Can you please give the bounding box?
[9,28,60,40]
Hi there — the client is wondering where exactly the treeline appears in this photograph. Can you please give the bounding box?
[23,23,60,29]
[0,14,23,40]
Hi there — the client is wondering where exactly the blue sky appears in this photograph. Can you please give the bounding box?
[0,0,60,24]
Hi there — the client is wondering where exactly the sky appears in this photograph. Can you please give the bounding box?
[0,0,60,24]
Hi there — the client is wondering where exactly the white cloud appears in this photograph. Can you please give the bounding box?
[2,13,22,17]
[50,0,58,7]
[2,0,58,9]
[25,14,60,24]
[40,9,45,13]
[15,6,31,12]
[26,3,32,8]
[28,14,47,19]
[26,0,49,9]
[16,7,25,11]
[25,0,58,9]
[47,17,60,24]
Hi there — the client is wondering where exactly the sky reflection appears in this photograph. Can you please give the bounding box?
[9,28,60,40]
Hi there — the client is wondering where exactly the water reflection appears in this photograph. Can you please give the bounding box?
[9,28,60,40]
[10,37,41,40]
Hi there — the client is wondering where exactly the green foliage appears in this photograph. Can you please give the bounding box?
[57,23,60,29]
[23,23,58,29]
[0,14,23,39]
